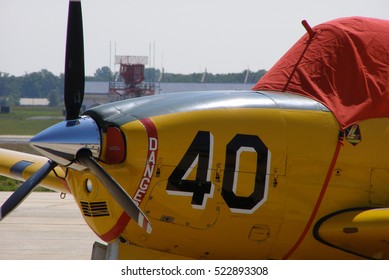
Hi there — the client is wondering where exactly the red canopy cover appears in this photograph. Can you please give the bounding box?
[252,17,389,129]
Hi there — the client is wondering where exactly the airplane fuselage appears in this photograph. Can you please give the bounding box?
[64,90,389,259]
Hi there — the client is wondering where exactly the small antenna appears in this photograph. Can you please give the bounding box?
[301,20,316,39]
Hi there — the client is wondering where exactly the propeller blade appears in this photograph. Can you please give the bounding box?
[0,160,57,221]
[76,149,152,234]
[64,0,85,120]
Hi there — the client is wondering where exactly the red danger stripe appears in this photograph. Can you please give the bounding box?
[133,118,158,206]
[100,118,158,242]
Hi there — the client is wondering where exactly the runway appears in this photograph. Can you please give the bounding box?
[0,192,100,259]
[0,135,31,143]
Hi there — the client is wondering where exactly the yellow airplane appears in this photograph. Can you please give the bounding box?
[1,1,389,260]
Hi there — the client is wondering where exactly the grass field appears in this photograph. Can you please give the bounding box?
[0,105,64,191]
[0,106,64,135]
[0,176,49,191]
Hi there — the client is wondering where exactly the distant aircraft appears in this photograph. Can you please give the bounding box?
[1,0,389,259]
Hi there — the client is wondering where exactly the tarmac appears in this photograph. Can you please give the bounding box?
[0,192,100,260]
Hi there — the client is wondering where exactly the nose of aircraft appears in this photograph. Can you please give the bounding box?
[29,116,101,168]
[29,114,153,233]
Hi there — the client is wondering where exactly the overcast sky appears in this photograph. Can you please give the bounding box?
[1,0,388,76]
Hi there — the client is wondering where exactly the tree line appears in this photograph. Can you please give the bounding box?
[156,69,266,84]
[0,67,266,106]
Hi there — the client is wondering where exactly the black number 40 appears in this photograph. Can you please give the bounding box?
[166,131,271,213]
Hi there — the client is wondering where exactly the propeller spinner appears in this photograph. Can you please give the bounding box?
[0,0,152,234]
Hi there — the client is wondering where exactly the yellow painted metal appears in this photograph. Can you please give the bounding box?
[65,119,150,237]
[4,105,389,259]
[0,148,67,193]
[117,241,193,260]
[317,208,389,259]
[370,169,389,205]
[69,107,344,259]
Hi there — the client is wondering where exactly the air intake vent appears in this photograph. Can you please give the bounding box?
[80,201,110,217]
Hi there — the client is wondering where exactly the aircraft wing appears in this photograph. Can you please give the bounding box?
[314,208,389,259]
[0,148,69,193]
